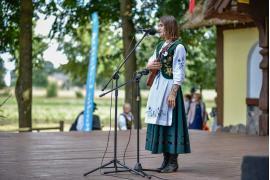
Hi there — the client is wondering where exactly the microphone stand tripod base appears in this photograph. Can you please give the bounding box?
[134,162,152,179]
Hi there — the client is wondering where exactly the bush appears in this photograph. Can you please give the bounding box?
[75,90,84,98]
[46,82,58,97]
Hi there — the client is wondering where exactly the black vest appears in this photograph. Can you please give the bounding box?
[155,40,185,79]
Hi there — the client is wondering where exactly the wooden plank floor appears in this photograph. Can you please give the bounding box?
[0,130,268,180]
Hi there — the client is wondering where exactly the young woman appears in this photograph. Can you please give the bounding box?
[188,93,207,130]
[145,16,191,173]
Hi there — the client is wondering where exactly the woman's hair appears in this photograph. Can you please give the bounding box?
[184,94,192,100]
[193,93,202,101]
[160,16,179,40]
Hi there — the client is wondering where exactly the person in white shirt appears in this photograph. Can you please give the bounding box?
[118,103,134,130]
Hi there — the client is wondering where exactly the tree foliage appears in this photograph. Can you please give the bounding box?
[32,61,55,87]
[181,27,216,92]
[0,0,217,91]
[155,0,216,91]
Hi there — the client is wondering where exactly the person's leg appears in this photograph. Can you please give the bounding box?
[160,153,178,173]
[157,152,170,171]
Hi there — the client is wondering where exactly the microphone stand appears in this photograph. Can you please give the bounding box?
[97,70,156,179]
[84,31,152,177]
[133,70,161,179]
[133,71,153,179]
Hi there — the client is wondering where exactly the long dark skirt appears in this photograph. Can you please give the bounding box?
[145,87,191,154]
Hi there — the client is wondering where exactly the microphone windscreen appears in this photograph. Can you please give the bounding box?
[148,29,157,35]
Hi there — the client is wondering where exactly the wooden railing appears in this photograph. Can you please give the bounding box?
[0,121,64,132]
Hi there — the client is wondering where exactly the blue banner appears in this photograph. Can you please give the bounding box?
[83,12,99,132]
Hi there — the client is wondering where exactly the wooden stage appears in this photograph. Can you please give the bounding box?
[0,130,268,180]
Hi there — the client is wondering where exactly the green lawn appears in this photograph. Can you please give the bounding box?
[0,94,148,131]
[0,89,215,131]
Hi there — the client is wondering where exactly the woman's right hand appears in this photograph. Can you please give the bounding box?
[147,61,162,70]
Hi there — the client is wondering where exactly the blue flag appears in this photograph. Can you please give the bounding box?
[83,12,99,132]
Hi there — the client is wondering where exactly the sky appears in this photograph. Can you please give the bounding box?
[35,13,69,68]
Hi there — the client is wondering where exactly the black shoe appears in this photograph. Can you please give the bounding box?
[157,152,170,171]
[160,154,178,173]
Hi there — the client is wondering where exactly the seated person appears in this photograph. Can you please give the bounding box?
[70,102,101,131]
[118,103,134,130]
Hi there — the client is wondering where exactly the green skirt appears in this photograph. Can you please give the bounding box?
[145,87,191,154]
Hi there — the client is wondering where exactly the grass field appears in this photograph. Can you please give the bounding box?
[0,88,215,131]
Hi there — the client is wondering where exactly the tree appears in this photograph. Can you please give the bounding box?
[46,1,122,87]
[156,0,189,21]
[0,1,20,58]
[15,0,33,130]
[50,0,216,123]
[58,23,123,86]
[0,61,6,89]
[48,0,143,128]
[119,0,140,128]
[0,0,51,129]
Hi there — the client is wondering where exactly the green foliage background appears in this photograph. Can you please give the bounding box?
[0,0,216,92]
[0,0,217,129]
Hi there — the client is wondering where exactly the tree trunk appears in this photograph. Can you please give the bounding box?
[15,0,33,131]
[119,0,141,129]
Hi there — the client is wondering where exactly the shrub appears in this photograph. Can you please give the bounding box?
[75,90,83,98]
[46,82,58,97]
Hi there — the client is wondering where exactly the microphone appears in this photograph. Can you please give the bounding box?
[137,28,157,35]
[137,68,149,75]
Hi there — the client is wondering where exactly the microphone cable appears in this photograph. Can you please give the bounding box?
[100,81,113,175]
[122,75,134,165]
[100,81,135,180]
[120,76,170,180]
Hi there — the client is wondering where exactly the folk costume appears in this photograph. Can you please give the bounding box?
[145,40,191,157]
[118,112,134,130]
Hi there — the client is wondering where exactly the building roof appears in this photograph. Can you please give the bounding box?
[180,0,253,29]
[204,0,253,22]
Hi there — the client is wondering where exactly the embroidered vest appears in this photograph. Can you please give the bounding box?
[155,40,183,79]
[120,113,132,129]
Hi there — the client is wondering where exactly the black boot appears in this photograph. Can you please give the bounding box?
[157,152,170,171]
[160,154,178,173]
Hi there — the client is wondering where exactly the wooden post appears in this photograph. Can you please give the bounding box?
[256,18,269,135]
[59,121,64,132]
[246,0,269,135]
[216,26,224,127]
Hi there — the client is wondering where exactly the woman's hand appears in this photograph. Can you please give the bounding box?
[147,61,162,70]
[167,93,176,108]
[167,84,179,108]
